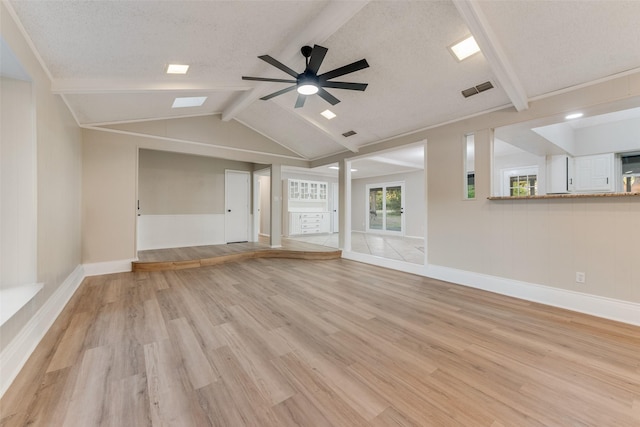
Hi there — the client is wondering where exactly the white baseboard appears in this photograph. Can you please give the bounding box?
[0,264,85,397]
[342,251,640,326]
[342,251,426,276]
[83,259,135,276]
[425,265,640,327]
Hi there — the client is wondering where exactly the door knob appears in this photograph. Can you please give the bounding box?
[227,209,231,212]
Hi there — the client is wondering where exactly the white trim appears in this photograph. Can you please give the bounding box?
[0,265,84,397]
[425,265,640,326]
[0,283,43,326]
[365,181,405,235]
[341,252,640,326]
[452,0,529,111]
[342,251,426,276]
[81,125,306,162]
[83,259,134,277]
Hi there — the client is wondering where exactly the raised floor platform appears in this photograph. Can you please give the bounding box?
[132,237,342,272]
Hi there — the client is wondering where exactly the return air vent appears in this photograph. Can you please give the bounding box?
[461,81,494,98]
[342,130,357,137]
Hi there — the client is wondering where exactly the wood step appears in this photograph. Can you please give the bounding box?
[132,248,342,272]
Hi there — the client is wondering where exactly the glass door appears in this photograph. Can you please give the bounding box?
[366,182,404,234]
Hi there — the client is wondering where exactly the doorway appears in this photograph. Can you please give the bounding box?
[366,182,405,235]
[225,170,250,243]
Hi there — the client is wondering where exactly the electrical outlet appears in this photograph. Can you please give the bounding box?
[575,272,586,283]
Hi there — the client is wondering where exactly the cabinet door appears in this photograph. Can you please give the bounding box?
[289,213,302,235]
[575,153,614,192]
[300,181,310,199]
[319,183,328,200]
[289,180,300,200]
[309,182,319,200]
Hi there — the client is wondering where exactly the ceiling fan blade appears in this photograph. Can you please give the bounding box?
[319,59,369,81]
[243,76,297,84]
[320,81,368,91]
[294,94,307,109]
[307,45,328,74]
[260,85,298,101]
[258,55,299,78]
[317,88,340,106]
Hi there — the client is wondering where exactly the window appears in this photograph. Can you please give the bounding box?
[464,134,475,199]
[621,154,640,193]
[509,174,538,196]
[501,166,538,197]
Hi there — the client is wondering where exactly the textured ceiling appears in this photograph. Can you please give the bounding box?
[6,0,640,163]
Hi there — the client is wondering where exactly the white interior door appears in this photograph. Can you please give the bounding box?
[331,182,339,233]
[225,170,250,243]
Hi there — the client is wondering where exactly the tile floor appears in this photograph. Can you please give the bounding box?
[286,232,425,264]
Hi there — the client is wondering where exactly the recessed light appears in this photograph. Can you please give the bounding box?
[449,36,480,61]
[172,96,207,108]
[565,112,584,120]
[167,64,189,74]
[327,166,357,172]
[321,109,336,120]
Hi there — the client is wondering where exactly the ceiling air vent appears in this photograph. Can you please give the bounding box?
[342,130,357,137]
[461,81,494,98]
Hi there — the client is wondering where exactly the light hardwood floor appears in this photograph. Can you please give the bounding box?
[1,258,639,426]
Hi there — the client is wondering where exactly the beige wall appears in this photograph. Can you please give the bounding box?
[82,130,137,263]
[1,3,82,350]
[138,149,252,215]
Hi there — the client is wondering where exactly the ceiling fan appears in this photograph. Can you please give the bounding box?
[242,44,369,108]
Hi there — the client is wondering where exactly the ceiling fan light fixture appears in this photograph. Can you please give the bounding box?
[297,84,319,95]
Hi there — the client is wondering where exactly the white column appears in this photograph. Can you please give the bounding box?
[338,159,352,251]
[269,164,282,248]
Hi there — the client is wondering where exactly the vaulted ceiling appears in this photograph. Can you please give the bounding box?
[6,0,640,163]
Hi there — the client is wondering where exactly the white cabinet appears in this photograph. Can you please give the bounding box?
[289,212,330,235]
[546,154,574,193]
[284,179,331,236]
[287,179,328,201]
[574,153,615,192]
[289,180,300,200]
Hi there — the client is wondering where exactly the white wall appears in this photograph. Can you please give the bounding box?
[574,119,640,156]
[493,143,546,197]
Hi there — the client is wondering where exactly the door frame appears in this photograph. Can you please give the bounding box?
[365,181,405,236]
[331,182,339,233]
[225,170,250,243]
